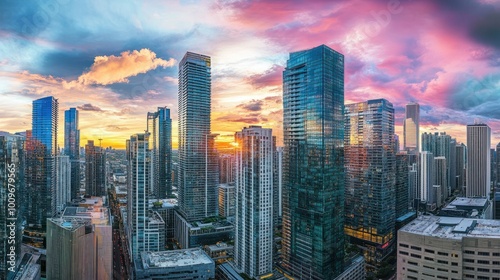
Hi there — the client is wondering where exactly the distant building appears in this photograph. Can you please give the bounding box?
[219,154,235,184]
[334,255,365,280]
[147,107,172,198]
[420,151,434,209]
[46,198,112,280]
[404,102,419,153]
[218,184,235,218]
[55,155,71,212]
[421,132,455,195]
[466,124,491,198]
[434,156,448,205]
[134,249,215,279]
[64,108,80,199]
[438,197,492,219]
[396,152,410,218]
[456,143,467,191]
[397,215,500,280]
[85,140,106,196]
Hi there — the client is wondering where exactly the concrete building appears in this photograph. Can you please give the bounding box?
[404,102,419,153]
[85,140,106,197]
[334,255,365,280]
[174,211,233,249]
[216,263,244,280]
[466,123,491,198]
[434,156,448,205]
[397,215,500,280]
[145,211,166,252]
[219,154,235,184]
[150,199,177,244]
[420,151,434,210]
[234,126,274,278]
[438,197,492,219]
[56,155,71,212]
[46,198,112,280]
[134,249,215,279]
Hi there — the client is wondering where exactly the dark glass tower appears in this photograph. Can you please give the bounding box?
[147,107,172,198]
[85,140,105,196]
[27,96,58,232]
[64,108,80,199]
[344,99,395,266]
[178,52,218,221]
[282,45,345,279]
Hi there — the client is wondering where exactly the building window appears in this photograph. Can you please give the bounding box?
[464,250,474,254]
[437,252,448,256]
[400,243,409,248]
[424,256,434,261]
[478,251,489,256]
[425,249,435,253]
[477,260,489,265]
[437,260,448,264]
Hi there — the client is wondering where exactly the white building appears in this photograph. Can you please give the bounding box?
[404,102,419,152]
[397,215,500,280]
[420,151,434,208]
[466,124,491,198]
[235,126,274,278]
[56,155,71,212]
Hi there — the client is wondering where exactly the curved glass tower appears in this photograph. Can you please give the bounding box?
[282,45,345,279]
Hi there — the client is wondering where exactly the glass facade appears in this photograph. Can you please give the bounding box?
[344,99,395,266]
[64,108,80,199]
[147,107,172,198]
[404,103,419,152]
[85,140,106,196]
[282,44,345,279]
[178,52,218,221]
[26,96,58,232]
[395,152,409,218]
[126,133,151,260]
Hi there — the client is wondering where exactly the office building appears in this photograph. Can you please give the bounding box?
[134,249,215,279]
[420,151,434,209]
[55,155,71,212]
[397,215,500,280]
[46,197,112,280]
[219,154,235,184]
[151,199,177,244]
[282,45,345,279]
[434,156,448,206]
[334,255,366,280]
[85,140,106,196]
[404,102,419,152]
[439,197,492,219]
[64,108,80,199]
[408,163,419,210]
[496,143,500,188]
[26,96,58,232]
[345,99,396,266]
[234,126,274,278]
[145,211,166,252]
[396,152,410,218]
[421,132,455,196]
[177,52,218,221]
[0,133,25,279]
[274,146,283,224]
[466,124,491,198]
[456,143,467,191]
[174,211,233,249]
[218,184,235,218]
[147,107,172,198]
[126,133,152,260]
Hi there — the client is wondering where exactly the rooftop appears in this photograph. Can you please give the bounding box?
[449,197,488,208]
[400,215,500,239]
[141,248,213,269]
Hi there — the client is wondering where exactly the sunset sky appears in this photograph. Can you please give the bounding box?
[1,0,500,149]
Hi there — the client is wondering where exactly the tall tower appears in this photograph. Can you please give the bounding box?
[234,126,274,278]
[344,99,396,265]
[404,103,419,153]
[27,96,58,231]
[147,107,172,198]
[178,52,218,221]
[466,124,491,198]
[126,133,151,260]
[420,151,434,205]
[282,44,345,279]
[64,108,80,199]
[85,140,106,196]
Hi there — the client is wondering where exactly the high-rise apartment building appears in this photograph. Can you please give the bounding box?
[420,151,434,208]
[421,132,455,196]
[396,152,410,218]
[85,140,106,196]
[234,126,274,278]
[404,102,419,152]
[55,155,71,211]
[466,124,491,198]
[178,52,218,221]
[147,107,172,198]
[456,143,467,190]
[0,133,24,279]
[496,142,500,189]
[282,44,345,279]
[26,96,58,231]
[127,133,151,260]
[219,154,235,184]
[64,108,80,199]
[433,156,447,208]
[218,184,235,218]
[345,99,396,265]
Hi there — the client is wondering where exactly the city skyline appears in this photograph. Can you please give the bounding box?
[2,1,500,148]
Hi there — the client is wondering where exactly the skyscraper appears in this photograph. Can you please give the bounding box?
[420,151,434,208]
[55,155,71,211]
[0,133,24,279]
[395,152,409,218]
[456,143,466,190]
[126,133,151,260]
[219,154,235,184]
[178,52,218,221]
[147,107,172,198]
[345,99,396,266]
[282,44,345,279]
[64,108,80,199]
[85,140,106,197]
[433,156,447,207]
[466,124,491,198]
[421,132,455,197]
[404,102,419,152]
[26,96,58,231]
[496,142,500,189]
[234,126,274,278]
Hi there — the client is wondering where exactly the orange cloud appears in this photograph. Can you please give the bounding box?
[64,49,175,88]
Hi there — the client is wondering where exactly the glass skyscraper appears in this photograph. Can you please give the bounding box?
[64,108,80,199]
[344,99,396,266]
[85,140,106,196]
[178,52,218,221]
[282,44,345,279]
[404,102,419,152]
[26,96,58,232]
[147,107,172,198]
